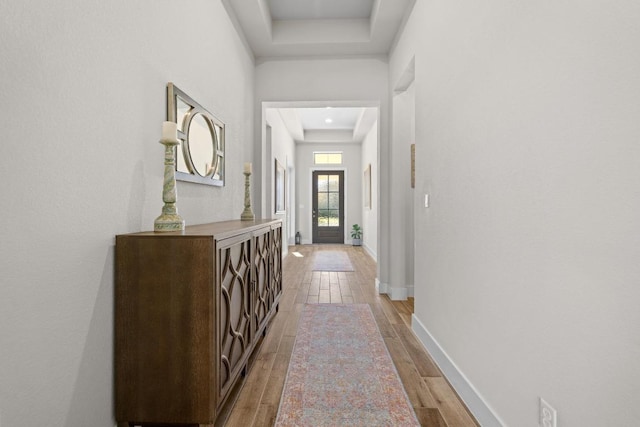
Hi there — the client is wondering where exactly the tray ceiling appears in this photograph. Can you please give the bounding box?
[223,0,416,59]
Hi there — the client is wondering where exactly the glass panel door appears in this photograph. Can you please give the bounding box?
[312,171,344,243]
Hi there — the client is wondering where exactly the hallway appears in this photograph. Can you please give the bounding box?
[224,245,478,427]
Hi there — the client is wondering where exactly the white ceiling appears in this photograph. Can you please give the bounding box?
[298,107,362,130]
[274,107,377,144]
[223,0,416,59]
[268,0,374,20]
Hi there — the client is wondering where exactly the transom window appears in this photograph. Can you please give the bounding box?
[314,152,342,165]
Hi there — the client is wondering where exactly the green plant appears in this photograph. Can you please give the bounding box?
[350,224,362,239]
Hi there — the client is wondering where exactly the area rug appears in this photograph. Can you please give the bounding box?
[275,304,420,426]
[312,251,354,271]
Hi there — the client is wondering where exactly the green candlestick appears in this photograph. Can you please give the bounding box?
[154,137,185,231]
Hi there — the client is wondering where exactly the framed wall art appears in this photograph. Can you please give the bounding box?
[411,143,415,188]
[275,158,286,213]
[364,164,371,209]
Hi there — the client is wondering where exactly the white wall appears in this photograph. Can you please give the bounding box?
[295,143,362,244]
[389,80,416,298]
[255,58,389,279]
[361,122,378,260]
[392,0,640,426]
[0,1,254,425]
[265,109,296,254]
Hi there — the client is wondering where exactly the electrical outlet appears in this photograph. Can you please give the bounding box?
[539,397,557,427]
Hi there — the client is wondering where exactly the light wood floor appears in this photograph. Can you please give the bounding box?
[223,245,478,427]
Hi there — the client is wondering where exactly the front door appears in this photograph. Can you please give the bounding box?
[312,171,345,243]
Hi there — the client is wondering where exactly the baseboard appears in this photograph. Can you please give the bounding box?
[411,315,505,427]
[375,278,387,294]
[407,285,414,297]
[388,286,410,300]
[376,280,414,300]
[362,243,377,262]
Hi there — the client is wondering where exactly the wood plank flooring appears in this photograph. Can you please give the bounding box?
[224,245,478,427]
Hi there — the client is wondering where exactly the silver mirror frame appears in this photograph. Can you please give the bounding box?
[167,82,225,186]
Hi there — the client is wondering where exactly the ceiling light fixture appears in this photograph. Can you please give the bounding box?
[325,118,333,124]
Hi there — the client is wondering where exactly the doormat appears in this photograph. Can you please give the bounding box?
[312,251,354,272]
[275,304,420,426]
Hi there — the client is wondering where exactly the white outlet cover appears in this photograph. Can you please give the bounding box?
[539,397,557,427]
[424,194,429,208]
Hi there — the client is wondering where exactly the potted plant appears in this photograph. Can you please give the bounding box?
[351,224,362,246]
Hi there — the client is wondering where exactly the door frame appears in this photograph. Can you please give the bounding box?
[308,167,348,244]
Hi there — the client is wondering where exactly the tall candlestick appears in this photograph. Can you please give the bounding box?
[154,122,185,232]
[240,169,255,221]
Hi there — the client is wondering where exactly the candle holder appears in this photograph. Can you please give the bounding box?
[240,171,255,221]
[154,136,185,232]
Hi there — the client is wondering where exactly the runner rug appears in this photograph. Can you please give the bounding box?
[312,251,354,272]
[275,304,420,426]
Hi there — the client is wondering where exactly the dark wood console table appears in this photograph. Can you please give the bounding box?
[115,219,283,427]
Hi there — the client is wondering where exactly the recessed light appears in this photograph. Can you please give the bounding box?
[325,118,333,124]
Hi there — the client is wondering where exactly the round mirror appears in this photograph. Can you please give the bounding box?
[186,113,216,177]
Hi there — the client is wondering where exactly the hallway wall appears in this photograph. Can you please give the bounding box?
[392,0,640,426]
[265,109,296,254]
[0,1,254,425]
[361,122,378,259]
[390,81,416,297]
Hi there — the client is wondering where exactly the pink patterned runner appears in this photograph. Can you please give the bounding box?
[275,304,420,426]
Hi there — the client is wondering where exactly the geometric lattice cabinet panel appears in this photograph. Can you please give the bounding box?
[115,219,282,427]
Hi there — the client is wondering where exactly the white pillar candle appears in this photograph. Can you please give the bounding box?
[244,162,252,174]
[162,121,177,141]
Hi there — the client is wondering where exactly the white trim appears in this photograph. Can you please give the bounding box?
[411,315,506,427]
[363,243,377,262]
[376,278,413,300]
[387,286,409,300]
[404,285,414,298]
